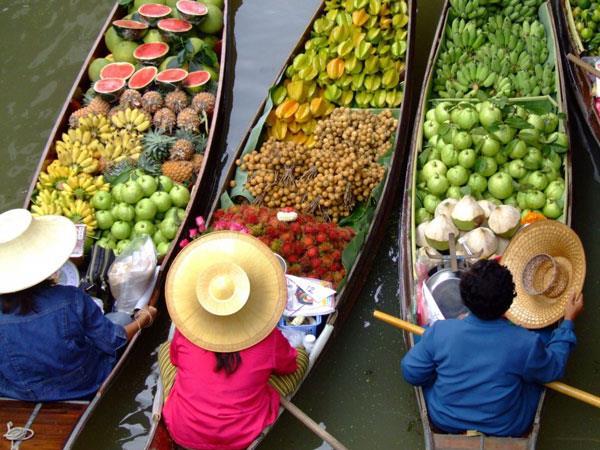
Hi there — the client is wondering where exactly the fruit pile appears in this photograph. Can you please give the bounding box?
[417,100,567,225]
[239,108,397,221]
[210,205,354,286]
[266,0,408,143]
[433,1,555,98]
[569,0,600,52]
[92,173,190,255]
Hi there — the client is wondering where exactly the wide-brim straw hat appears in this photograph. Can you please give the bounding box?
[0,209,77,294]
[502,220,586,329]
[165,231,287,352]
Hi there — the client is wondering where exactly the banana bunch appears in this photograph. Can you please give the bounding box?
[445,19,485,52]
[501,0,544,23]
[98,129,143,166]
[59,197,96,237]
[31,189,66,217]
[77,114,114,141]
[55,139,100,174]
[61,173,109,200]
[449,62,498,98]
[510,64,554,97]
[448,0,487,24]
[110,108,151,132]
[36,160,76,191]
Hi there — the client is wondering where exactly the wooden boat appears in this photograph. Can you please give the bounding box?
[145,0,417,448]
[555,0,600,148]
[398,1,572,449]
[0,1,230,449]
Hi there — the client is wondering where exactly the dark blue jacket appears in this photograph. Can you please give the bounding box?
[401,315,576,437]
[0,285,126,401]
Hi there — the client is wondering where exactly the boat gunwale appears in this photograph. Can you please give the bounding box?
[398,1,573,448]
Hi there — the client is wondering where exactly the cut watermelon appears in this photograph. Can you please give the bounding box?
[157,18,192,41]
[183,70,211,94]
[156,68,189,89]
[93,78,126,100]
[138,3,172,26]
[112,19,148,41]
[99,62,136,80]
[133,42,170,65]
[176,1,208,24]
[128,66,158,90]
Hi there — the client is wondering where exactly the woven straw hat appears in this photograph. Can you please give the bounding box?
[0,209,77,294]
[165,231,287,352]
[502,220,585,329]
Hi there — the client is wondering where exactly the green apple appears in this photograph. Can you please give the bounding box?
[111,221,132,240]
[112,183,125,203]
[440,144,458,167]
[507,159,527,180]
[523,147,543,170]
[427,174,449,196]
[525,190,546,210]
[91,191,113,210]
[153,229,169,246]
[507,139,527,159]
[543,199,562,219]
[479,136,500,157]
[96,210,115,230]
[423,194,440,214]
[116,239,132,255]
[475,156,497,177]
[545,180,565,200]
[135,198,158,221]
[150,191,173,213]
[446,186,463,199]
[114,202,135,222]
[158,175,174,193]
[488,172,514,200]
[434,102,452,123]
[137,174,158,197]
[169,184,190,207]
[457,149,476,169]
[133,220,155,236]
[447,165,469,186]
[452,131,472,150]
[423,120,439,140]
[122,180,144,204]
[415,207,432,225]
[97,235,117,250]
[528,171,549,191]
[422,159,447,180]
[160,218,180,240]
[157,241,171,257]
[468,173,487,194]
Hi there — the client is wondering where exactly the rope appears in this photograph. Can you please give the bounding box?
[3,421,34,450]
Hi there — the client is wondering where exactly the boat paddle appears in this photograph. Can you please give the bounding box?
[372,309,600,409]
[279,397,349,450]
[566,53,600,79]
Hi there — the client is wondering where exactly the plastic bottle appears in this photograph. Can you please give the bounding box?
[302,334,316,354]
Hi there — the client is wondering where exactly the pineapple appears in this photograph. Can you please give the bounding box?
[142,91,164,114]
[143,129,176,162]
[177,108,200,133]
[119,89,143,109]
[153,108,177,133]
[175,129,208,153]
[103,159,136,183]
[68,107,92,128]
[161,160,193,183]
[109,105,126,118]
[165,89,189,114]
[169,139,194,161]
[191,92,216,115]
[192,153,204,173]
[87,96,111,116]
[137,151,162,176]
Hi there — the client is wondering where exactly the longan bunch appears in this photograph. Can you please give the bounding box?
[239,108,397,221]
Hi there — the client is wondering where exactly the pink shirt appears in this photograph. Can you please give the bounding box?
[163,328,298,450]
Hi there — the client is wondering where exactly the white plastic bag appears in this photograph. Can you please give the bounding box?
[108,236,157,314]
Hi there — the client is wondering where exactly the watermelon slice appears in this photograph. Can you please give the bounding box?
[157,18,192,41]
[93,78,126,100]
[176,1,208,24]
[156,68,189,88]
[138,3,172,26]
[112,19,148,41]
[183,70,211,94]
[133,42,170,65]
[99,62,136,80]
[128,66,158,90]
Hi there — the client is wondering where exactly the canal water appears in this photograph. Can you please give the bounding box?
[1,0,599,448]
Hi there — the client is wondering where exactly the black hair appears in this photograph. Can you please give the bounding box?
[214,352,242,375]
[459,259,515,320]
[0,280,53,315]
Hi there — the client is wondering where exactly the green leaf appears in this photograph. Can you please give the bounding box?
[219,191,234,209]
[118,0,133,5]
[505,116,534,130]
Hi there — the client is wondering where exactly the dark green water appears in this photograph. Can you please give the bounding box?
[1,0,599,448]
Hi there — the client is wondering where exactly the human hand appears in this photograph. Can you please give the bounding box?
[564,292,583,321]
[135,306,158,329]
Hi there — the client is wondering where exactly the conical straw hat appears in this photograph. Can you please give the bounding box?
[165,231,287,352]
[502,220,585,329]
[0,209,77,294]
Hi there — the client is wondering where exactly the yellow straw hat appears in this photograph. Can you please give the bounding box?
[165,231,287,352]
[0,209,77,294]
[502,220,586,329]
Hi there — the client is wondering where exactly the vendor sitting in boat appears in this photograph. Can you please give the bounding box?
[0,209,157,402]
[402,221,585,437]
[158,231,308,450]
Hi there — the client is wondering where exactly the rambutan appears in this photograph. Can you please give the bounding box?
[319,242,333,253]
[310,258,322,268]
[280,231,294,242]
[290,222,301,234]
[287,255,299,264]
[243,209,259,225]
[302,236,314,247]
[307,247,319,258]
[316,232,328,243]
[281,242,294,257]
[270,239,283,253]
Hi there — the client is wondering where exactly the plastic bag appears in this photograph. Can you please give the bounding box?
[108,236,157,314]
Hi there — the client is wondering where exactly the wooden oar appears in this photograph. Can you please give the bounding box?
[567,53,600,79]
[373,309,600,409]
[280,397,349,450]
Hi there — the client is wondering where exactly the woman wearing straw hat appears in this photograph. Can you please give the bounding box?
[0,209,157,402]
[159,231,308,450]
[401,220,585,437]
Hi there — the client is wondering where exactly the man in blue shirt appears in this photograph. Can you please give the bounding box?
[401,259,583,437]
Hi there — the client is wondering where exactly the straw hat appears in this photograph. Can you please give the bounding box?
[165,231,287,352]
[0,209,77,294]
[502,220,586,329]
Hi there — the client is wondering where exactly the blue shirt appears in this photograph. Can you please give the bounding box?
[401,315,576,437]
[0,285,127,401]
